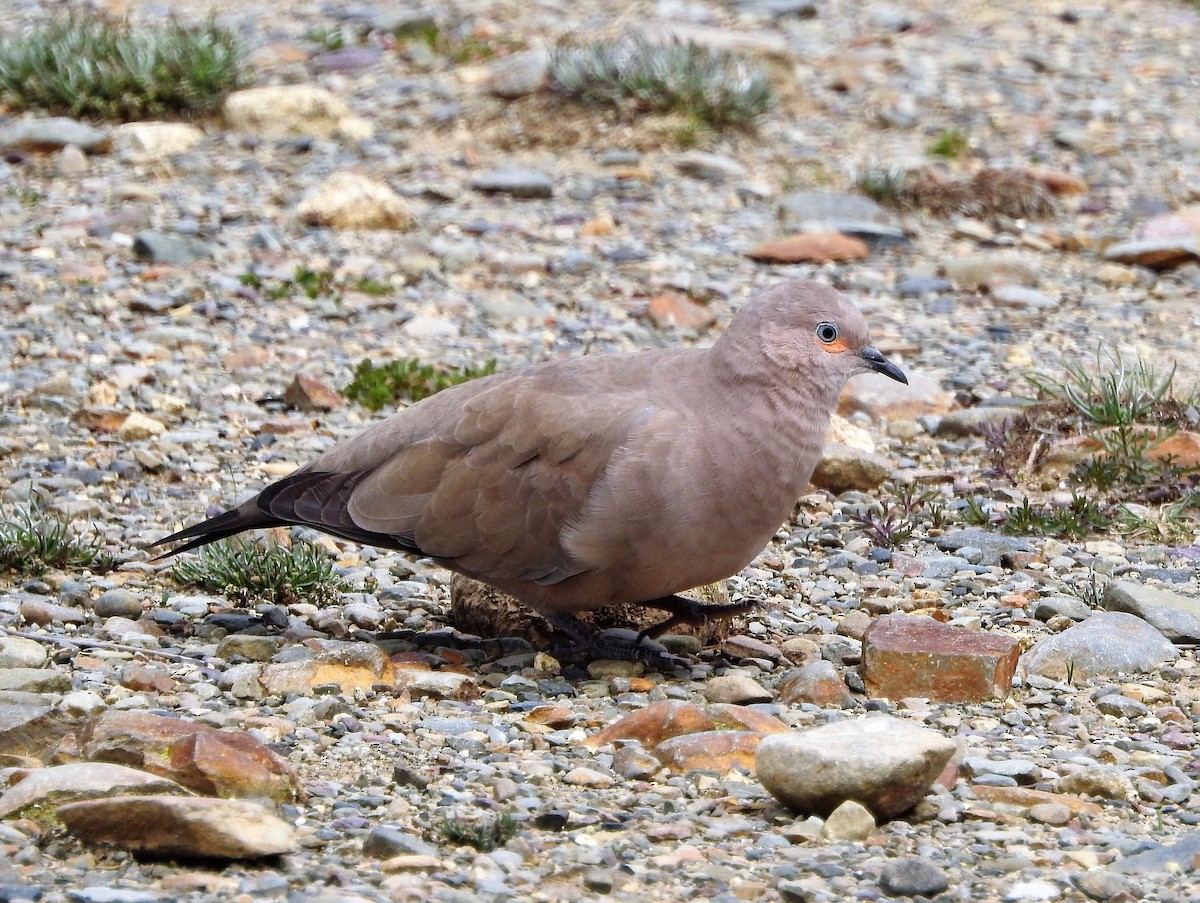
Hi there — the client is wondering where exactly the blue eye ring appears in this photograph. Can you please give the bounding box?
[816,322,840,344]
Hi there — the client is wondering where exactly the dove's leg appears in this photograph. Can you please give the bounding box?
[544,613,686,670]
[637,594,758,640]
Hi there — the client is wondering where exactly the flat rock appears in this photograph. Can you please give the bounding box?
[393,669,476,700]
[260,643,394,695]
[747,232,870,263]
[755,715,955,819]
[944,253,1039,289]
[879,857,950,896]
[1019,611,1178,681]
[79,710,300,803]
[935,529,1035,566]
[0,668,71,694]
[839,371,953,420]
[675,152,747,183]
[0,118,110,153]
[112,122,204,161]
[863,614,1022,702]
[470,167,553,198]
[702,673,771,705]
[0,703,74,763]
[485,46,549,98]
[1110,831,1200,874]
[1102,238,1200,270]
[1103,579,1200,642]
[132,232,211,266]
[0,763,190,820]
[223,85,373,140]
[969,785,1103,817]
[652,730,763,773]
[57,795,296,860]
[297,172,414,231]
[0,637,48,669]
[283,373,345,411]
[588,700,714,748]
[810,442,892,493]
[777,190,906,244]
[707,704,789,734]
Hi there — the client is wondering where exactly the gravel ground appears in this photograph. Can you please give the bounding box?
[2,0,1200,901]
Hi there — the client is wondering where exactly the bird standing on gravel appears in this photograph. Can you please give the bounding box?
[154,280,906,664]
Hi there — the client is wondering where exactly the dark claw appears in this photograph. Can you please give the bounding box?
[636,594,759,642]
[545,614,689,670]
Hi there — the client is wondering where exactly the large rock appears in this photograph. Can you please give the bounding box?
[652,731,763,773]
[78,711,301,803]
[0,117,110,153]
[56,795,296,860]
[588,700,714,749]
[0,704,74,762]
[259,641,395,695]
[0,668,71,694]
[1019,611,1177,682]
[223,85,373,140]
[862,614,1021,702]
[297,172,414,231]
[755,716,955,819]
[1102,579,1200,642]
[112,122,204,161]
[0,763,190,819]
[777,190,906,245]
[810,442,892,493]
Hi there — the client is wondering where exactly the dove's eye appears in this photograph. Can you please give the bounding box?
[815,322,840,344]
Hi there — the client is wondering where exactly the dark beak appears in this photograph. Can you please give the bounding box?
[859,346,907,384]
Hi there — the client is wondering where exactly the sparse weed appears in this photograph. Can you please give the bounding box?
[344,357,498,411]
[851,483,945,548]
[550,37,775,128]
[0,13,246,120]
[436,812,519,851]
[856,165,1054,219]
[928,128,970,159]
[240,267,392,303]
[1029,347,1177,427]
[172,538,347,606]
[998,494,1113,540]
[854,163,912,205]
[0,501,113,576]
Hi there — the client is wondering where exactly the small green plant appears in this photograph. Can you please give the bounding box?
[307,26,348,51]
[550,37,775,128]
[172,538,347,606]
[241,268,394,303]
[0,13,247,120]
[1068,569,1105,608]
[854,163,911,205]
[857,166,1054,219]
[344,357,498,411]
[998,494,1114,540]
[928,128,969,159]
[0,501,113,576]
[436,812,519,852]
[1030,347,1178,427]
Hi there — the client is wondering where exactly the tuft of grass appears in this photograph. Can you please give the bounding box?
[855,163,912,206]
[856,165,1055,219]
[999,494,1114,540]
[172,538,347,606]
[927,128,970,159]
[550,37,775,128]
[1028,347,1177,427]
[0,13,247,121]
[436,812,519,852]
[240,267,393,303]
[344,357,498,411]
[0,501,113,576]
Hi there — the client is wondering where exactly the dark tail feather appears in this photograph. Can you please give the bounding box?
[147,501,281,560]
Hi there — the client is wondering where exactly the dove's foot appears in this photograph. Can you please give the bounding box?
[637,593,759,641]
[544,613,688,670]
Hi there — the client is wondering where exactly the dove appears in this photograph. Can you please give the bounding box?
[153,280,906,664]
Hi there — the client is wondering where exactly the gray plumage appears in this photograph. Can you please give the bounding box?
[154,280,906,659]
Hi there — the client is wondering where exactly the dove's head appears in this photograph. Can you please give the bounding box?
[717,280,907,390]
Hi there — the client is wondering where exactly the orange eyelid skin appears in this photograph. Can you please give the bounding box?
[820,337,851,354]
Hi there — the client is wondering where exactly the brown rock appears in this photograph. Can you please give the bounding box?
[708,704,789,734]
[747,232,870,264]
[969,785,1103,817]
[0,704,76,764]
[78,711,301,803]
[652,731,763,773]
[57,795,296,859]
[259,642,394,696]
[70,408,131,434]
[392,669,476,700]
[283,373,344,411]
[119,663,175,694]
[297,172,413,231]
[222,346,272,370]
[18,599,89,626]
[1024,168,1087,196]
[0,763,190,820]
[1147,431,1200,468]
[778,660,855,707]
[839,371,953,420]
[862,614,1021,703]
[644,293,716,331]
[721,635,782,663]
[522,705,577,728]
[1102,238,1200,271]
[587,699,714,748]
[810,442,893,493]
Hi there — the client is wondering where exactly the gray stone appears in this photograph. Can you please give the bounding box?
[0,637,47,669]
[362,825,438,858]
[1103,238,1200,270]
[0,763,189,819]
[702,673,771,705]
[778,190,906,244]
[67,889,162,903]
[935,407,1027,436]
[486,47,549,98]
[0,668,71,694]
[132,231,212,265]
[879,857,950,897]
[92,589,142,619]
[1103,579,1200,642]
[936,529,1035,566]
[820,799,875,840]
[1111,831,1200,873]
[1033,595,1092,622]
[962,757,1039,785]
[470,167,553,198]
[0,118,110,153]
[1020,611,1177,681]
[755,715,955,819]
[1095,694,1149,718]
[675,152,747,183]
[991,285,1059,309]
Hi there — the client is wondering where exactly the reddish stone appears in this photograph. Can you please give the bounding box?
[283,373,344,411]
[1024,168,1087,196]
[644,293,716,331]
[78,711,301,803]
[970,785,1103,817]
[586,700,714,748]
[707,704,789,734]
[652,731,763,774]
[862,614,1021,702]
[119,664,175,694]
[777,661,854,708]
[747,232,870,264]
[1148,431,1200,468]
